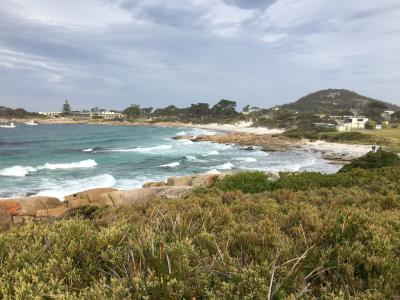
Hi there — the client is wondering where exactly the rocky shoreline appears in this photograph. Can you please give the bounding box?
[0,172,279,226]
[174,132,371,163]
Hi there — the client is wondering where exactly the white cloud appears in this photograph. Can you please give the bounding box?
[0,0,399,110]
[261,32,287,43]
[0,0,134,30]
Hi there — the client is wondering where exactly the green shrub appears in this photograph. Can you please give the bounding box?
[1,165,400,298]
[319,131,388,145]
[340,149,400,172]
[215,172,272,193]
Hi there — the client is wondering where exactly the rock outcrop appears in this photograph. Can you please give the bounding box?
[0,196,62,224]
[0,171,280,227]
[172,135,194,140]
[143,181,167,188]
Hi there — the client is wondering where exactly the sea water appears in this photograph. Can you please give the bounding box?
[0,124,339,199]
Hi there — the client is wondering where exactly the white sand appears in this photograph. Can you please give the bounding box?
[303,140,371,158]
[188,121,284,135]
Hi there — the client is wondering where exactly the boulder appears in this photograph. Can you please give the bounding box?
[0,200,21,216]
[0,197,61,217]
[0,207,12,228]
[172,135,194,140]
[65,188,117,203]
[105,186,193,207]
[143,181,167,188]
[65,188,118,208]
[67,197,91,209]
[36,205,70,218]
[191,174,219,187]
[19,197,61,216]
[167,175,195,186]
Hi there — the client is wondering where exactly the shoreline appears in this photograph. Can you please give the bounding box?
[0,119,372,201]
[2,118,284,134]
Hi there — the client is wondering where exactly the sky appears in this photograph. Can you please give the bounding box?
[0,0,399,112]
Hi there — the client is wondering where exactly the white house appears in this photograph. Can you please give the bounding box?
[38,112,61,117]
[332,116,369,131]
[95,111,126,119]
[381,110,395,119]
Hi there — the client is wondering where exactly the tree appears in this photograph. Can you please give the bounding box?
[390,110,400,124]
[365,120,377,130]
[153,105,182,117]
[242,105,251,113]
[211,99,238,118]
[62,100,71,115]
[187,103,210,119]
[123,104,141,118]
[140,107,153,118]
[365,101,387,121]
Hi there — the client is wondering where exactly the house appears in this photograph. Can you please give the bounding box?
[331,115,369,131]
[94,111,126,119]
[38,112,61,117]
[336,124,352,132]
[381,110,395,119]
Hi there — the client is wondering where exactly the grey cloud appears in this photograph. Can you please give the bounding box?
[0,0,399,111]
[223,0,277,10]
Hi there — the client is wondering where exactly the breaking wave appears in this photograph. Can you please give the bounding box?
[213,162,234,170]
[0,159,98,177]
[160,161,181,168]
[0,166,36,177]
[39,159,97,170]
[234,157,257,162]
[202,150,219,157]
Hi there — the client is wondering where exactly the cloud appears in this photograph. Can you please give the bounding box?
[0,0,399,111]
[223,0,277,10]
[1,0,134,30]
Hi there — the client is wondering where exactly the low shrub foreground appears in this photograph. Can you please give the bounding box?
[1,158,400,298]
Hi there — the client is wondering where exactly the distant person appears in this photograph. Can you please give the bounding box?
[372,144,376,152]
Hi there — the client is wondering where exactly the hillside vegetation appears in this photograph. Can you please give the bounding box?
[280,89,399,114]
[0,151,400,299]
[0,106,39,119]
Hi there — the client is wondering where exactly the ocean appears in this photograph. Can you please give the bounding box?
[0,124,339,199]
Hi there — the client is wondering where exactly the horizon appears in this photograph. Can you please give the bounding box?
[1,1,399,111]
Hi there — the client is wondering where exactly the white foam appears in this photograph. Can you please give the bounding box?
[207,169,221,174]
[202,150,219,157]
[133,145,173,153]
[214,144,232,150]
[185,155,205,162]
[160,161,181,168]
[176,131,187,136]
[176,139,193,145]
[36,174,116,200]
[214,162,234,170]
[82,148,93,152]
[0,166,36,177]
[38,159,97,170]
[235,157,257,162]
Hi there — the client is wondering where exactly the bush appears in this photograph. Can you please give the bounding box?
[319,131,388,145]
[365,120,377,129]
[1,166,400,298]
[340,149,400,172]
[215,172,272,193]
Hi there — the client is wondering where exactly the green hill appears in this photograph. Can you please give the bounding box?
[280,89,399,114]
[0,106,38,119]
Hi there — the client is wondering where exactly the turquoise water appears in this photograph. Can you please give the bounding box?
[0,124,339,199]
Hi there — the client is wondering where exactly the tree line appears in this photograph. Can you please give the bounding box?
[123,99,245,122]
